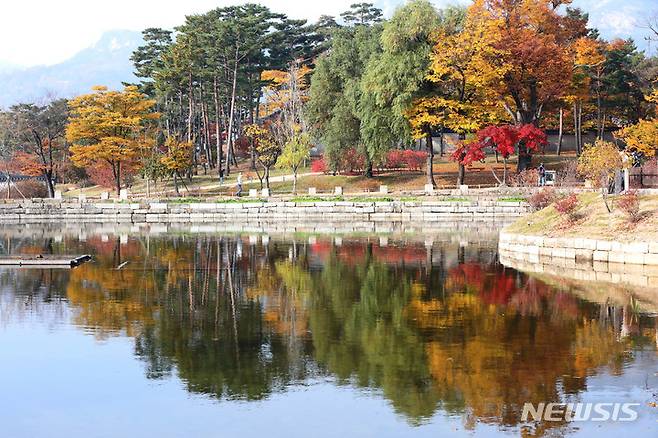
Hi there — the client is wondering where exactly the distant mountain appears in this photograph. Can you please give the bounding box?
[0,30,142,108]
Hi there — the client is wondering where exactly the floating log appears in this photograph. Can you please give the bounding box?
[0,254,92,268]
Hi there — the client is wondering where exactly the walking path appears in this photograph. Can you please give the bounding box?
[197,171,322,191]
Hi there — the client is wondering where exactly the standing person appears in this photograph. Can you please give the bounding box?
[219,168,224,186]
[235,172,243,197]
[538,163,546,186]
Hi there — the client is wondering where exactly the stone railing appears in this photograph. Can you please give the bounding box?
[0,199,530,224]
[499,231,658,266]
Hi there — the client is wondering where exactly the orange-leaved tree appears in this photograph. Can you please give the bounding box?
[407,0,506,185]
[66,85,159,194]
[471,0,576,170]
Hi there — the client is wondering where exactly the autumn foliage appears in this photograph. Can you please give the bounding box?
[310,157,328,173]
[66,85,158,193]
[616,190,641,222]
[554,193,579,221]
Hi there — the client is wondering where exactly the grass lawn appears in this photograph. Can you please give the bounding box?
[506,192,658,242]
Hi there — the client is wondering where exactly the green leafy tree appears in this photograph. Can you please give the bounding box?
[306,16,383,176]
[360,0,442,186]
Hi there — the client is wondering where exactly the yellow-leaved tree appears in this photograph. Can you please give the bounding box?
[577,140,627,212]
[160,137,194,196]
[406,1,506,185]
[617,82,658,158]
[66,85,159,194]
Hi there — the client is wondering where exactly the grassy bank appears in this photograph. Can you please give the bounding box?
[506,192,658,242]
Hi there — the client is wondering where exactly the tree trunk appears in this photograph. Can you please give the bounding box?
[516,144,531,173]
[457,133,466,186]
[213,78,225,179]
[225,48,240,177]
[439,126,444,157]
[173,172,180,196]
[502,157,508,186]
[187,71,194,144]
[265,166,270,189]
[115,162,121,195]
[426,129,436,187]
[364,156,373,178]
[572,102,577,155]
[577,103,583,155]
[557,108,563,156]
[44,170,55,198]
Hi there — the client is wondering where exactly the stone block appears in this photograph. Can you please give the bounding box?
[308,187,317,195]
[608,251,624,264]
[248,189,258,197]
[551,248,566,258]
[335,186,343,195]
[623,252,645,265]
[622,242,649,254]
[379,185,388,194]
[575,249,593,260]
[100,192,110,200]
[54,190,62,199]
[596,240,612,251]
[119,189,128,200]
[649,242,658,254]
[261,188,270,197]
[424,184,434,194]
[593,250,609,262]
[644,253,658,265]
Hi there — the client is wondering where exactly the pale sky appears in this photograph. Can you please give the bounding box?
[0,0,655,67]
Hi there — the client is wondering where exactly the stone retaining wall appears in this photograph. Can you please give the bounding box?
[0,199,530,224]
[500,250,658,289]
[499,231,658,266]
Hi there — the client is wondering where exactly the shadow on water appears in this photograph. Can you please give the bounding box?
[0,223,656,437]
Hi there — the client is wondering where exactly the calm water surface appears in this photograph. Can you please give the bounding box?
[0,226,657,437]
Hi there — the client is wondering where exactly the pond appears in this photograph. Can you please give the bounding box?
[0,225,656,437]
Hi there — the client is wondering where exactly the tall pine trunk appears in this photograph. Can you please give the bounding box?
[213,76,224,176]
[225,47,239,177]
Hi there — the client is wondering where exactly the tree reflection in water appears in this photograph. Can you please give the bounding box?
[1,232,656,435]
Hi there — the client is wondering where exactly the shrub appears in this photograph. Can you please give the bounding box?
[88,162,136,189]
[385,150,405,169]
[510,168,539,187]
[7,179,49,199]
[556,161,580,187]
[554,193,579,221]
[528,187,556,211]
[402,150,427,171]
[617,190,641,222]
[311,157,327,173]
[383,150,426,171]
[339,148,365,174]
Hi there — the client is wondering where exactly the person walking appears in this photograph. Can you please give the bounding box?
[235,172,243,197]
[538,163,546,187]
